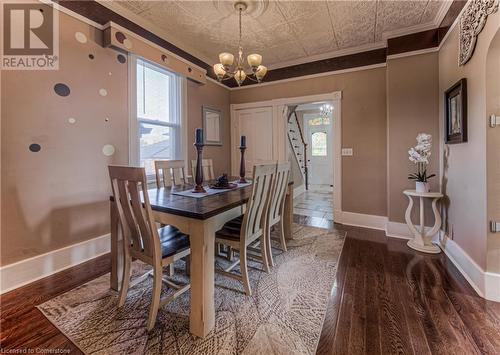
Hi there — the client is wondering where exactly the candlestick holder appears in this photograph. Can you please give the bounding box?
[193,142,206,193]
[239,146,247,183]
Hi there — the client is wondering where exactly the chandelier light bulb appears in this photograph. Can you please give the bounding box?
[213,63,226,80]
[247,54,262,68]
[219,52,234,67]
[255,65,267,80]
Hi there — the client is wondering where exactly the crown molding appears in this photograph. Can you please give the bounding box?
[41,0,105,30]
[386,46,439,60]
[95,0,214,67]
[267,42,386,70]
[230,63,387,91]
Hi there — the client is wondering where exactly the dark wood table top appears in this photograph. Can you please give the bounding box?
[110,177,292,220]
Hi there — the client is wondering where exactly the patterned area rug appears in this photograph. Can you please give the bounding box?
[38,224,345,355]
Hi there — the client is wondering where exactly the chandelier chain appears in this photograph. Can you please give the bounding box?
[238,8,242,48]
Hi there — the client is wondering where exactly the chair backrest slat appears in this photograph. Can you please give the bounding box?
[191,159,215,181]
[155,160,188,188]
[109,166,159,259]
[241,163,276,242]
[269,162,291,223]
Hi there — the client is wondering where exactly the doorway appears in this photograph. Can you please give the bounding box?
[301,102,334,188]
[288,101,335,222]
[230,91,342,222]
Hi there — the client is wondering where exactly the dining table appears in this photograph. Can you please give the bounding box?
[109,177,294,337]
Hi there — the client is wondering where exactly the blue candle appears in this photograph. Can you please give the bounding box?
[195,128,203,144]
[240,135,246,147]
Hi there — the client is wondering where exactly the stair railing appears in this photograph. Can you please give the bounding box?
[289,110,309,190]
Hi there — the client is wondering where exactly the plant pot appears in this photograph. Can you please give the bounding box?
[415,181,429,193]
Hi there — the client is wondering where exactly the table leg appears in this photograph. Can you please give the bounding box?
[283,185,293,240]
[110,200,122,291]
[189,219,216,338]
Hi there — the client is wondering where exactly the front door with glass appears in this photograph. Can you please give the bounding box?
[304,113,333,186]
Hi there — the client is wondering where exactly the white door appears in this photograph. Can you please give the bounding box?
[234,106,274,176]
[304,114,333,185]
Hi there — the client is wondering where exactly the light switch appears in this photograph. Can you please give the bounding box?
[341,148,353,156]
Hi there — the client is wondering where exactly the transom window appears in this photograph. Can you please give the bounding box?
[308,116,331,126]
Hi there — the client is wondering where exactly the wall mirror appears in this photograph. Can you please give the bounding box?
[203,106,222,146]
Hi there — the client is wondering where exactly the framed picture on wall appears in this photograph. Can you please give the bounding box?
[445,78,467,144]
[202,106,222,146]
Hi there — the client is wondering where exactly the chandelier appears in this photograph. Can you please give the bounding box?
[320,104,333,118]
[213,2,267,86]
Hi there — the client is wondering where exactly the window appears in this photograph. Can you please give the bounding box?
[131,58,184,175]
[308,116,331,126]
[311,132,327,156]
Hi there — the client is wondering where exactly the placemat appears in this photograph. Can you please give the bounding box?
[171,180,252,198]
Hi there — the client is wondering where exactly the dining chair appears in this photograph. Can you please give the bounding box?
[155,160,188,188]
[109,165,191,331]
[154,160,190,276]
[214,163,276,296]
[191,158,215,181]
[264,162,291,267]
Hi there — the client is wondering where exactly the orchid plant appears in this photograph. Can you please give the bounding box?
[408,133,435,183]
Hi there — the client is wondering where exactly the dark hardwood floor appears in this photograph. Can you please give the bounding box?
[316,223,500,355]
[1,217,499,354]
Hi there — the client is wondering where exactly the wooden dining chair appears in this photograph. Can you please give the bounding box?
[109,165,191,331]
[264,162,291,267]
[191,159,215,181]
[214,163,276,296]
[155,160,188,188]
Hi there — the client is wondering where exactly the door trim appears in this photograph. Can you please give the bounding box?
[230,92,342,222]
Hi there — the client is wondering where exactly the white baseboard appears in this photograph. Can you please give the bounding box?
[386,221,432,240]
[338,211,388,231]
[293,184,305,197]
[0,234,110,294]
[438,231,500,302]
[338,213,500,301]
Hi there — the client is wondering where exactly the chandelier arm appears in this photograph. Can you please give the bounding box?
[245,75,259,83]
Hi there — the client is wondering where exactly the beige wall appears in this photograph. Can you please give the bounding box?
[387,53,440,224]
[1,13,129,266]
[1,12,231,266]
[187,80,231,176]
[439,11,500,271]
[230,68,388,217]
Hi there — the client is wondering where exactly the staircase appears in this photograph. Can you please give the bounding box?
[287,108,309,190]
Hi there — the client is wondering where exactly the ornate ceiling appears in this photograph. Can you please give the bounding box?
[105,1,452,69]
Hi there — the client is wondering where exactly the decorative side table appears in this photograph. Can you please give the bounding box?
[403,190,443,254]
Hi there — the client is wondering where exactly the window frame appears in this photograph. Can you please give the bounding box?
[128,55,187,180]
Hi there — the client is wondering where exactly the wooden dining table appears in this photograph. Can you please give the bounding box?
[109,178,294,337]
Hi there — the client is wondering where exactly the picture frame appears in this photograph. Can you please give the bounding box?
[202,106,223,146]
[445,78,467,144]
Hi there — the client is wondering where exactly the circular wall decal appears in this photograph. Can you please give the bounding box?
[68,117,76,124]
[88,54,94,60]
[102,144,115,156]
[54,83,70,97]
[117,54,126,64]
[99,88,108,97]
[75,32,87,44]
[29,143,41,152]
[123,39,133,49]
[115,32,126,44]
